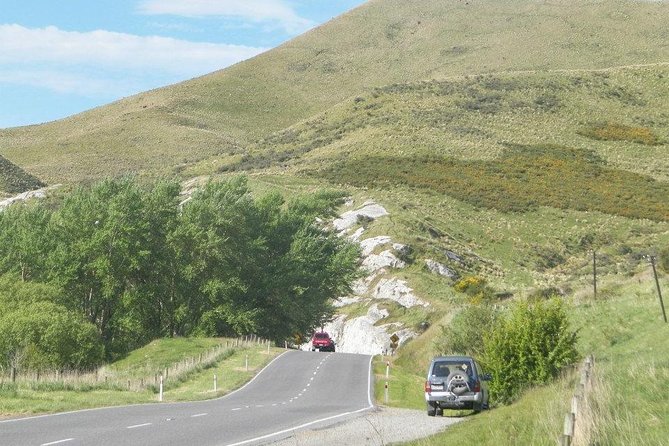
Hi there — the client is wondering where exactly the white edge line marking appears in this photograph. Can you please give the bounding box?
[40,439,74,446]
[0,350,292,424]
[224,407,372,446]
[191,413,208,418]
[231,408,241,411]
[127,423,152,429]
[224,354,375,446]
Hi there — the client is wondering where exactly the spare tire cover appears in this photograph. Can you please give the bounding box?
[446,370,470,395]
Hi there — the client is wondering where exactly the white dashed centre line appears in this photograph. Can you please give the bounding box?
[127,423,152,429]
[191,413,208,418]
[232,408,242,411]
[40,439,74,446]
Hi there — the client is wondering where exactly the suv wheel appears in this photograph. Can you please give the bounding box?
[427,402,437,417]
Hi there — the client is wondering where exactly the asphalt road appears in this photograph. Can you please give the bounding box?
[0,351,374,446]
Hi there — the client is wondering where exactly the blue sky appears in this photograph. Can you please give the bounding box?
[0,0,366,129]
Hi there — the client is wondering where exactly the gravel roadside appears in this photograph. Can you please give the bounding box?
[269,407,464,445]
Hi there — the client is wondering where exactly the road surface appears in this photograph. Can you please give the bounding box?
[0,351,373,446]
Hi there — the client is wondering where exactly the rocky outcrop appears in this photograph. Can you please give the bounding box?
[307,200,430,355]
[425,259,459,279]
[0,185,60,210]
[362,250,405,272]
[333,202,389,232]
[374,278,428,308]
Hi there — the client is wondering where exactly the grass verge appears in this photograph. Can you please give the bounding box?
[0,338,283,417]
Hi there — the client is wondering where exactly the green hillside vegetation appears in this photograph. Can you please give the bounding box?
[2,0,669,184]
[235,65,668,181]
[0,0,668,442]
[316,146,669,221]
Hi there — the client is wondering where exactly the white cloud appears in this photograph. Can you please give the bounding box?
[0,24,266,96]
[0,24,265,74]
[138,0,314,34]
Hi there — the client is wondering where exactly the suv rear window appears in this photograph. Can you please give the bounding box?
[431,360,474,377]
[314,333,329,339]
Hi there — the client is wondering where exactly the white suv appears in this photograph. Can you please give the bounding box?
[424,355,491,415]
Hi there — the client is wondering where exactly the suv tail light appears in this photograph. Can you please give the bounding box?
[473,380,481,392]
[424,380,432,394]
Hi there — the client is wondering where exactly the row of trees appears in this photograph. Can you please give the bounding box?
[0,176,360,369]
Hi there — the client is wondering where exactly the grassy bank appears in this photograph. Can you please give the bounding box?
[391,275,669,445]
[0,338,283,417]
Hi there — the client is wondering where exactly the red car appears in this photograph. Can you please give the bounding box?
[311,332,335,352]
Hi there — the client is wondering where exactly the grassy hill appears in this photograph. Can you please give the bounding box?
[237,64,669,291]
[0,1,668,441]
[1,0,669,185]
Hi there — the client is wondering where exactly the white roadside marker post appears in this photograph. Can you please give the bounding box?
[214,374,217,392]
[245,354,249,372]
[384,381,389,404]
[386,361,390,378]
[159,375,164,402]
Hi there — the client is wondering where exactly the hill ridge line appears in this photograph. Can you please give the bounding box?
[426,61,669,83]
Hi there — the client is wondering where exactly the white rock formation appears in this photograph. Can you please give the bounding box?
[360,236,392,256]
[312,199,431,355]
[362,250,405,272]
[333,202,389,232]
[323,305,390,355]
[349,227,365,241]
[0,185,61,210]
[425,259,458,279]
[374,278,429,308]
[332,295,363,308]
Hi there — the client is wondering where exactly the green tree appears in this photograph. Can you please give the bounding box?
[172,177,359,341]
[172,177,260,336]
[0,277,103,371]
[47,178,179,357]
[435,304,499,358]
[0,203,53,282]
[482,298,578,404]
[0,301,103,371]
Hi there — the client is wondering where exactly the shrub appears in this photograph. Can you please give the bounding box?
[453,275,496,302]
[313,145,669,222]
[0,301,104,371]
[578,122,662,145]
[435,304,499,358]
[482,298,578,404]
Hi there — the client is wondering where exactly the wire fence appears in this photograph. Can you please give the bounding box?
[0,335,271,393]
[559,355,594,446]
